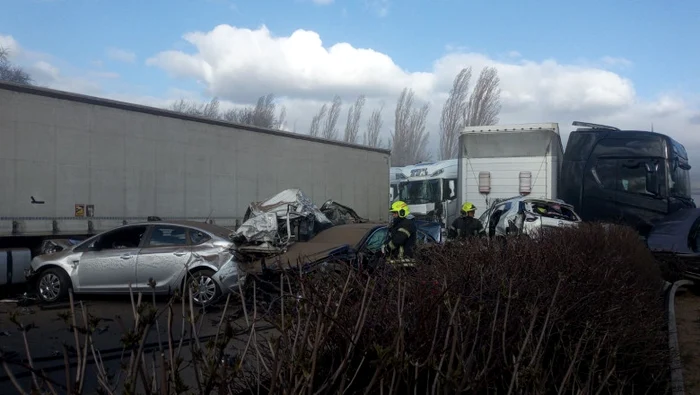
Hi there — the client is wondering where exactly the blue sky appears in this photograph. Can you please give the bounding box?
[2,0,700,171]
[3,0,699,99]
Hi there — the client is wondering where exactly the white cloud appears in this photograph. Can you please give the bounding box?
[106,47,136,63]
[4,28,700,172]
[144,24,700,164]
[0,35,20,55]
[601,56,633,68]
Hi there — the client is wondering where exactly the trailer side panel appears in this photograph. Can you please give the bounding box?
[0,83,390,236]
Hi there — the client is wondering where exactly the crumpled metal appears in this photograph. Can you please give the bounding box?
[230,189,333,246]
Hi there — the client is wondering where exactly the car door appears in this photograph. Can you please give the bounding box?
[75,225,148,292]
[135,224,193,293]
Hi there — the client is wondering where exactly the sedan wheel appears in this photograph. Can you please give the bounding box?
[188,270,221,306]
[37,268,70,303]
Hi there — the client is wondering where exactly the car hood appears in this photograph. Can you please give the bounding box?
[241,242,353,273]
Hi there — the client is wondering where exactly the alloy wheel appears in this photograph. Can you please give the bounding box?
[39,273,61,302]
[191,275,217,305]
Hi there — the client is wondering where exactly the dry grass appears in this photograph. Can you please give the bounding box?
[0,222,671,394]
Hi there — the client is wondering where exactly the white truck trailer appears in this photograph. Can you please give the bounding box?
[457,123,564,212]
[0,82,391,261]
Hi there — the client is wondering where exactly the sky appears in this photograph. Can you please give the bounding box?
[2,0,700,181]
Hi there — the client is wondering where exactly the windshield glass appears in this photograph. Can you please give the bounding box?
[669,163,691,199]
[399,180,441,204]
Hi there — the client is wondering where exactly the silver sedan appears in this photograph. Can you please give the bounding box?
[25,220,246,306]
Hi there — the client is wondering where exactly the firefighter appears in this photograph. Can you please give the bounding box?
[382,200,417,260]
[447,202,484,240]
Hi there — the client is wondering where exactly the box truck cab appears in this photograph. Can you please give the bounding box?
[396,159,459,227]
[558,121,695,237]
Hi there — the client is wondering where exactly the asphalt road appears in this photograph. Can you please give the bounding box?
[0,293,276,394]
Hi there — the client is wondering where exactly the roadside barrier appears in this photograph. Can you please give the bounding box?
[667,279,695,395]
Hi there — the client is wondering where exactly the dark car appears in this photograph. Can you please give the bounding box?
[646,208,700,281]
[239,221,439,311]
[240,222,438,275]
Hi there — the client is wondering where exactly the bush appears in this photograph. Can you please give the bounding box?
[0,223,670,394]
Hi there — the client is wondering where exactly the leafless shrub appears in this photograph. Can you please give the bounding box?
[168,97,220,119]
[0,223,670,394]
[222,93,284,129]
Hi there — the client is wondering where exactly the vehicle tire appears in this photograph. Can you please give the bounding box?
[36,268,71,304]
[186,269,221,307]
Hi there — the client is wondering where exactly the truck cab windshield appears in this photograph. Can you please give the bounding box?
[669,163,691,199]
[399,180,441,204]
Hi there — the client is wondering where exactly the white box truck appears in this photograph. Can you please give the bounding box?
[0,81,391,284]
[457,123,564,212]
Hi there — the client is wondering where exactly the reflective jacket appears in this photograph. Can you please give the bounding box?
[448,216,483,240]
[386,217,417,259]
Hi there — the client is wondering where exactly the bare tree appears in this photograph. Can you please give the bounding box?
[309,104,327,137]
[201,97,220,119]
[464,66,501,127]
[0,47,33,85]
[217,94,287,129]
[391,88,431,166]
[322,95,342,140]
[363,102,384,148]
[169,97,221,119]
[276,105,287,130]
[343,95,366,143]
[439,67,472,160]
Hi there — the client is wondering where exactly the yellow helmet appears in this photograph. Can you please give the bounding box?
[461,202,476,213]
[390,200,410,218]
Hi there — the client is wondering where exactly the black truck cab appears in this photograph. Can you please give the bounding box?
[559,121,694,238]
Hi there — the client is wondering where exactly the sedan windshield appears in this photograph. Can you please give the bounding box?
[398,180,441,205]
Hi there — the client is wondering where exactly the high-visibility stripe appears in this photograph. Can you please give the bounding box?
[398,228,411,237]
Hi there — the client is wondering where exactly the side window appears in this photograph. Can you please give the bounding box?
[365,228,388,252]
[189,229,211,245]
[592,159,617,190]
[147,225,188,247]
[93,225,148,250]
[443,179,457,200]
[618,160,651,195]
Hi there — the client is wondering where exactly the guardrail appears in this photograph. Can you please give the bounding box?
[667,279,695,395]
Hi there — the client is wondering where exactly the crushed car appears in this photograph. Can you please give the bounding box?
[25,220,246,306]
[646,208,700,282]
[39,238,83,255]
[479,196,582,238]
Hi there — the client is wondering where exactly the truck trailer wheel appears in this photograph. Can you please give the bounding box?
[187,269,221,307]
[36,268,71,304]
